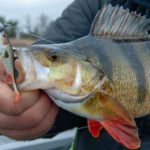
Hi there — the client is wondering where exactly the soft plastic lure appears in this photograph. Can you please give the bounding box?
[0,24,20,103]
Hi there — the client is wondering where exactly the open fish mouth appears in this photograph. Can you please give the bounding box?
[46,88,94,104]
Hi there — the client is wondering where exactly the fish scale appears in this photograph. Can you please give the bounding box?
[95,39,139,115]
[106,41,149,117]
[72,36,150,117]
[130,42,150,115]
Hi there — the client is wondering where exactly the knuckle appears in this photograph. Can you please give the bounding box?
[41,121,52,134]
[29,112,43,126]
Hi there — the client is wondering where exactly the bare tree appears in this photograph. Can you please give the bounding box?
[25,15,32,32]
[37,13,49,35]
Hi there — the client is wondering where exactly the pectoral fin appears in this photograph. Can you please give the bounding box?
[99,93,134,126]
[97,93,140,149]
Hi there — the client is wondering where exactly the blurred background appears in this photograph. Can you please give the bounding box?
[0,0,74,46]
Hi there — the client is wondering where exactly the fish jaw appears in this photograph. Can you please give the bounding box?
[16,49,106,121]
[16,50,54,90]
[44,80,110,121]
[45,88,105,120]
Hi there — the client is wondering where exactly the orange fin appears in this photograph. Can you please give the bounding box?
[98,93,141,149]
[87,119,103,138]
[100,118,140,149]
[99,93,135,126]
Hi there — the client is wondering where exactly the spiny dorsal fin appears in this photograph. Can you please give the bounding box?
[90,4,150,40]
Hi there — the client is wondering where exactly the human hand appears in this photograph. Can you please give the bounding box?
[0,59,59,140]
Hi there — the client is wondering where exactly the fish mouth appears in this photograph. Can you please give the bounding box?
[14,49,54,90]
[46,88,94,104]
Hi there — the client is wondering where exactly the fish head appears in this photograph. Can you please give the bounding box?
[14,43,110,121]
[16,44,101,102]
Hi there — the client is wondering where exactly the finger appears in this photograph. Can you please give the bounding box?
[0,82,40,115]
[0,92,51,130]
[0,102,59,140]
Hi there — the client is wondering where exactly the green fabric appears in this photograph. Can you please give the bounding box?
[69,142,74,150]
[69,130,77,150]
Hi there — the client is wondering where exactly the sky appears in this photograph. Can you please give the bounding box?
[0,0,74,29]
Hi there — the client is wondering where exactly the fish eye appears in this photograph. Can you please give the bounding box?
[49,53,60,61]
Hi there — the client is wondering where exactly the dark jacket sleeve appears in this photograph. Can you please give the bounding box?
[34,0,111,44]
[111,0,150,17]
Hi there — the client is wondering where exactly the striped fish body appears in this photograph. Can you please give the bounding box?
[13,4,150,149]
[72,36,150,118]
[106,40,150,118]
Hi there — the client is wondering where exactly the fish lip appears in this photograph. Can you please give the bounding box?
[14,49,39,89]
[46,88,94,104]
[51,95,92,104]
[51,94,91,104]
